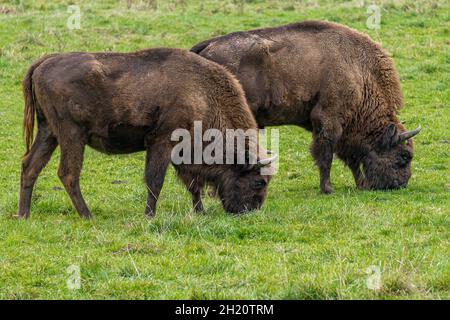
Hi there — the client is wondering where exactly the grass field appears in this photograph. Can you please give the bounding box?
[0,0,448,299]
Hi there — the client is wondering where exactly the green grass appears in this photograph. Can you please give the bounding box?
[0,0,449,299]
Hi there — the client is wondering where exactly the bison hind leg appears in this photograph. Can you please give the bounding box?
[57,124,92,219]
[18,121,58,218]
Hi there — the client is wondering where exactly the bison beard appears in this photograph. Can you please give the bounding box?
[191,20,421,193]
[18,48,275,219]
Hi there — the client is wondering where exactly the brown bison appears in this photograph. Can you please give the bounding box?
[18,48,276,219]
[192,20,421,193]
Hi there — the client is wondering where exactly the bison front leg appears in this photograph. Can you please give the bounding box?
[311,138,334,194]
[144,141,171,218]
[348,160,367,190]
[310,107,342,194]
[192,190,204,213]
[57,128,92,219]
[175,169,205,213]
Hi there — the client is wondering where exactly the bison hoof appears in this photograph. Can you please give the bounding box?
[144,211,156,219]
[194,206,205,214]
[320,184,334,194]
[356,180,368,190]
[357,184,366,190]
[17,212,29,220]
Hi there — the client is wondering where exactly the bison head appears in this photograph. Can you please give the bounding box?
[361,124,421,190]
[217,155,276,214]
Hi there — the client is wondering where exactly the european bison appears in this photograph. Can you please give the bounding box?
[192,21,421,193]
[18,48,276,219]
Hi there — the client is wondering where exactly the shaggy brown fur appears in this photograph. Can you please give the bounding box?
[19,48,274,219]
[192,20,421,193]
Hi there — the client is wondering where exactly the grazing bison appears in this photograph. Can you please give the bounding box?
[191,21,421,193]
[18,48,276,219]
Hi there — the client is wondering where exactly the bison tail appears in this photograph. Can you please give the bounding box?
[22,65,36,157]
[22,55,56,157]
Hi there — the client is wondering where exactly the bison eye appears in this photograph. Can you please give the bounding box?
[397,153,411,167]
[252,179,267,190]
[401,153,411,162]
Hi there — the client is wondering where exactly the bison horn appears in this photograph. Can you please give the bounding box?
[256,154,278,168]
[399,124,422,142]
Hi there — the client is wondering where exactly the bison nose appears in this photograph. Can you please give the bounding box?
[390,181,407,190]
[238,203,260,215]
[399,181,408,189]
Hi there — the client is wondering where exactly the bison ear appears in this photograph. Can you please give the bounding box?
[379,124,399,150]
